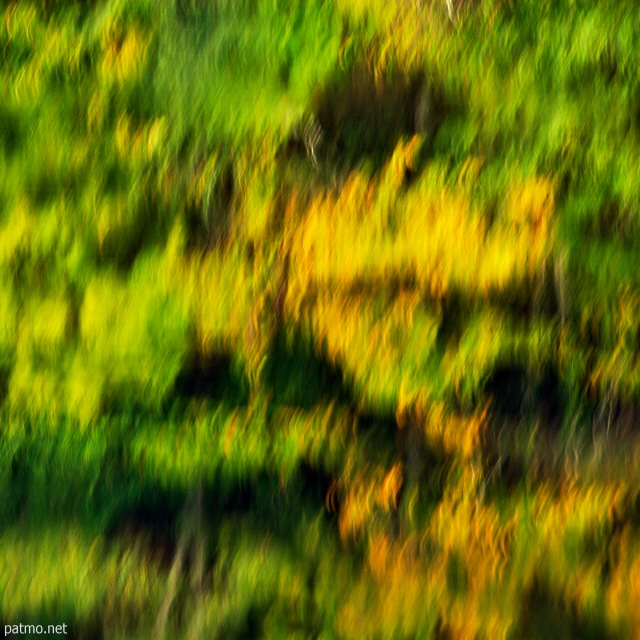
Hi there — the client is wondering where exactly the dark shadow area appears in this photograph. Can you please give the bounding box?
[103,484,186,569]
[484,365,563,427]
[205,476,255,519]
[93,188,170,274]
[248,465,336,538]
[518,579,615,640]
[435,293,465,352]
[310,64,450,172]
[173,351,249,406]
[0,430,132,534]
[265,330,348,408]
[624,491,640,532]
[535,367,564,430]
[356,410,399,462]
[435,617,453,640]
[184,157,234,252]
[489,452,526,496]
[485,367,530,420]
[446,550,469,594]
[408,442,451,525]
[297,461,335,510]
[590,396,640,442]
[582,198,639,249]
[0,104,28,161]
[482,366,566,495]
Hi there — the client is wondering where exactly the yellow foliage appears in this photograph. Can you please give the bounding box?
[503,176,555,271]
[344,480,519,640]
[0,286,17,361]
[9,359,61,420]
[288,161,554,302]
[4,3,40,45]
[65,354,104,425]
[291,291,440,410]
[36,21,86,79]
[275,403,355,479]
[335,0,436,76]
[605,527,640,637]
[506,177,554,227]
[385,135,424,189]
[77,261,190,413]
[0,527,164,623]
[457,155,486,190]
[338,462,403,541]
[587,287,640,398]
[339,531,439,639]
[100,26,150,85]
[532,479,625,548]
[0,200,35,265]
[366,531,394,580]
[146,118,167,159]
[17,296,69,358]
[95,193,131,255]
[378,462,404,512]
[4,7,88,100]
[113,112,166,166]
[187,250,252,355]
[410,402,488,459]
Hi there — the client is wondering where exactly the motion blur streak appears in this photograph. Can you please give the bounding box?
[1,0,639,638]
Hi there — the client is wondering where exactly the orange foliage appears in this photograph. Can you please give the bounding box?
[399,401,488,459]
[338,462,403,541]
[287,157,555,302]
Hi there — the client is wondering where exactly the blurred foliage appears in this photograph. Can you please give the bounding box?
[1,0,640,638]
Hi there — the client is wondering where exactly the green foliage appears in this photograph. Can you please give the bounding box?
[2,0,640,638]
[78,255,191,414]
